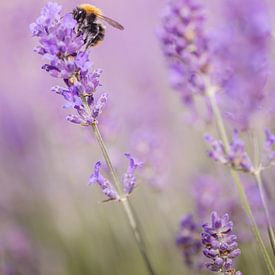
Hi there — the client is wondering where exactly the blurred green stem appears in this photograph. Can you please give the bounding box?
[204,77,275,275]
[91,122,156,275]
[254,170,275,256]
[251,133,275,255]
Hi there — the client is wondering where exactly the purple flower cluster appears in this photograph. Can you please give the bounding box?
[30,2,107,126]
[177,173,275,270]
[89,154,142,201]
[158,0,211,122]
[205,130,253,172]
[202,212,241,274]
[176,215,204,269]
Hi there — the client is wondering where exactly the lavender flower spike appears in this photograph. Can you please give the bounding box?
[123,153,143,195]
[30,2,107,126]
[158,0,209,99]
[32,3,156,273]
[89,161,119,201]
[158,0,213,125]
[205,131,253,173]
[202,212,242,274]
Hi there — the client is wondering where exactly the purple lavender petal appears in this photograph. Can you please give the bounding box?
[122,153,143,195]
[204,134,228,164]
[213,0,271,130]
[89,161,119,200]
[66,114,87,125]
[92,93,108,119]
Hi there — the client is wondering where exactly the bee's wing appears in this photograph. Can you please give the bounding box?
[97,14,124,30]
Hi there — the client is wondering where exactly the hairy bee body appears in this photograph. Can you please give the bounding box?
[72,4,123,49]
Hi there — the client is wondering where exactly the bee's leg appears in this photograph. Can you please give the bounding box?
[76,22,87,36]
[96,25,105,43]
[76,16,90,37]
[85,25,105,50]
[84,24,100,50]
[85,36,97,50]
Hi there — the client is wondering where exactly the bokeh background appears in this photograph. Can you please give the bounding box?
[0,0,275,274]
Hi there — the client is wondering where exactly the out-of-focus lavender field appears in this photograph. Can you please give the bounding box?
[1,0,275,274]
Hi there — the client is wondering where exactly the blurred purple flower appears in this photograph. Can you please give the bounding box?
[211,0,271,130]
[264,129,275,162]
[204,134,227,164]
[123,153,143,195]
[202,212,241,274]
[92,93,108,120]
[89,161,119,201]
[31,2,107,125]
[0,227,39,275]
[127,87,171,187]
[158,0,212,124]
[205,130,253,172]
[176,214,204,269]
[191,174,274,242]
[159,0,271,130]
[228,130,253,172]
[192,175,237,221]
[159,0,209,95]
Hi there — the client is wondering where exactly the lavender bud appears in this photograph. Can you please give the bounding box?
[89,161,119,201]
[122,153,143,195]
[205,131,253,172]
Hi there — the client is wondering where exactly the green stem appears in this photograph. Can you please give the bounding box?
[254,170,275,256]
[251,132,275,255]
[91,123,156,275]
[204,77,275,275]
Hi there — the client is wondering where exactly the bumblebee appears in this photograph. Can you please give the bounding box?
[72,4,124,49]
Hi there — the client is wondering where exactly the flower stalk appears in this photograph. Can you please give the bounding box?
[30,3,156,273]
[79,69,156,274]
[253,169,275,256]
[91,122,156,275]
[204,76,275,275]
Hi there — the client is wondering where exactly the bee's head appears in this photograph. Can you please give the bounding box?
[72,7,86,22]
